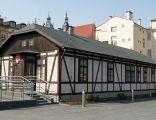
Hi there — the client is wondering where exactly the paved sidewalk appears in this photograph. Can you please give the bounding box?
[1,99,156,120]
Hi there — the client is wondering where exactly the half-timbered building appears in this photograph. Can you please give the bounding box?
[0,24,156,102]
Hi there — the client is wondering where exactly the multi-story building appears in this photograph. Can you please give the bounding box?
[0,17,26,45]
[96,11,156,60]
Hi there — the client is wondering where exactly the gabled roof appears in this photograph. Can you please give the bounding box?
[1,24,155,64]
[74,24,96,40]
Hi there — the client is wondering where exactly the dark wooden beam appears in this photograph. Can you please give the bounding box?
[63,57,74,94]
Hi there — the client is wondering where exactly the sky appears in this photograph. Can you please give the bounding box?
[0,0,156,28]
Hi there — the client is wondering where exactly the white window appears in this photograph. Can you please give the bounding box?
[111,27,117,32]
[29,39,34,46]
[22,40,26,47]
[147,49,152,57]
[111,36,117,46]
[147,32,151,40]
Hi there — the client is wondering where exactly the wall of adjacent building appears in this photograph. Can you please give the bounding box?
[96,17,134,49]
[133,24,153,58]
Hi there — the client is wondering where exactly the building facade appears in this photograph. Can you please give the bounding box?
[96,11,156,60]
[0,24,156,102]
[0,17,26,45]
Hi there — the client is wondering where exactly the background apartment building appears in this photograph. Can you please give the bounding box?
[96,11,156,60]
[0,17,26,45]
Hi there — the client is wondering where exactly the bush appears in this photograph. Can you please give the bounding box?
[117,92,128,100]
[85,94,99,102]
[151,92,156,97]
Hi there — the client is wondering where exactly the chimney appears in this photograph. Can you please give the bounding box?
[150,19,156,29]
[138,19,141,25]
[108,16,112,20]
[125,11,133,20]
[68,26,74,35]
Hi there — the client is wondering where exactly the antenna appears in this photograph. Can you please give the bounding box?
[33,18,40,24]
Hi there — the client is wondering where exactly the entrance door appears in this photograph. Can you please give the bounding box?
[12,60,24,76]
[24,56,37,90]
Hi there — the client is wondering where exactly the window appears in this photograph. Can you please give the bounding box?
[107,62,114,82]
[37,58,46,80]
[122,39,125,42]
[147,49,152,57]
[78,58,88,82]
[147,32,151,40]
[128,38,131,41]
[10,22,16,28]
[143,67,147,82]
[136,66,141,82]
[122,25,124,28]
[151,68,155,82]
[143,39,145,48]
[111,36,117,46]
[22,39,26,47]
[125,65,135,83]
[111,27,117,32]
[29,38,34,46]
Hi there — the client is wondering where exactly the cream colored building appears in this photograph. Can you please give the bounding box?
[96,11,156,60]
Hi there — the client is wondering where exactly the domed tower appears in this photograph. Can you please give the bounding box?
[62,12,69,32]
[46,14,54,28]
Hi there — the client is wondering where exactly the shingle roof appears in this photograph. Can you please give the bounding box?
[1,24,156,64]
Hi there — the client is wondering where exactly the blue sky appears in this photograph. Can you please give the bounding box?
[0,0,156,28]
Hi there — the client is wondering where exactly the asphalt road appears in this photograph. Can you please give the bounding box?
[1,99,156,120]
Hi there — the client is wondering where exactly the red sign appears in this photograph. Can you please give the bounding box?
[16,54,21,63]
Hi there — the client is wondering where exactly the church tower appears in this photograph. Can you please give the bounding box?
[46,14,53,28]
[62,12,69,32]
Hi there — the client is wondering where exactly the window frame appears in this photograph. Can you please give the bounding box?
[21,39,27,47]
[136,66,141,83]
[143,67,148,83]
[111,36,117,46]
[125,64,135,83]
[151,68,155,83]
[78,58,88,82]
[107,62,114,83]
[111,26,117,32]
[29,38,34,46]
[147,32,151,40]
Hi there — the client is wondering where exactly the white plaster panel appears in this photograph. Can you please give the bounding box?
[1,58,9,76]
[61,56,74,82]
[88,60,92,82]
[61,84,73,93]
[47,55,58,82]
[122,64,125,82]
[114,84,120,91]
[131,84,136,90]
[75,84,87,93]
[48,84,57,94]
[88,84,92,92]
[124,84,130,90]
[108,84,113,91]
[95,84,101,91]
[114,63,121,82]
[103,62,107,82]
[103,84,107,91]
